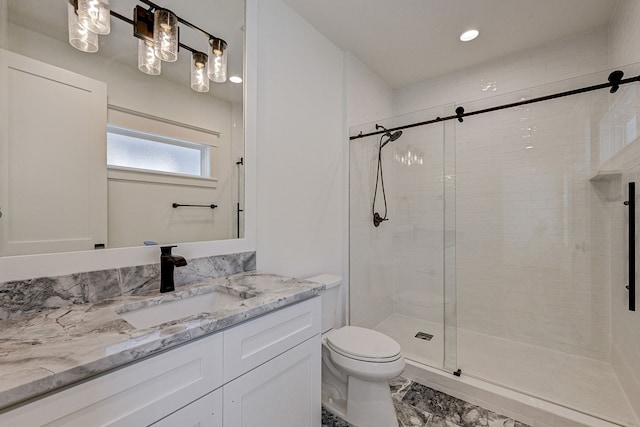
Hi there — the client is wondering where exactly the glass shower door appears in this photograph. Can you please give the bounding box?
[349,105,457,373]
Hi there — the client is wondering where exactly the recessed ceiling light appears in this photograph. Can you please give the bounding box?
[229,75,243,84]
[460,29,479,42]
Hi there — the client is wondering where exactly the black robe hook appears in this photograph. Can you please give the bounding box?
[608,70,624,93]
[455,106,465,123]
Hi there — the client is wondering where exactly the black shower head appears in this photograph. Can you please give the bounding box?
[387,130,403,142]
[380,130,402,149]
[375,124,403,148]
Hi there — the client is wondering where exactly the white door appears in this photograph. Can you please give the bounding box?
[223,336,321,427]
[0,49,107,256]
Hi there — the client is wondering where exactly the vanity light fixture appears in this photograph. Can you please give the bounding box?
[229,75,243,84]
[67,0,230,92]
[191,51,210,93]
[459,29,479,42]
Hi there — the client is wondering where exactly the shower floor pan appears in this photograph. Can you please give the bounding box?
[374,314,638,427]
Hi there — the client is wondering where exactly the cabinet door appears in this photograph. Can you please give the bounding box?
[223,297,321,383]
[223,335,321,427]
[0,49,107,256]
[151,388,222,427]
[0,333,223,427]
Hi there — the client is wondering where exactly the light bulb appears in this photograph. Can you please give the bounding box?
[460,29,479,42]
[208,38,228,83]
[138,39,161,75]
[154,9,178,62]
[191,52,210,93]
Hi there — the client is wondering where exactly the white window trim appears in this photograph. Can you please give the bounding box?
[107,166,218,188]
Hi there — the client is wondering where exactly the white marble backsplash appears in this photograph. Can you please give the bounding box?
[0,251,256,320]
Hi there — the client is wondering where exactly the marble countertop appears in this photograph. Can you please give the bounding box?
[0,271,324,411]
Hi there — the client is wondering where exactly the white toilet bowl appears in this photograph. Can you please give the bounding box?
[321,326,405,427]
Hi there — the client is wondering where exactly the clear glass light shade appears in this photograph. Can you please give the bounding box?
[138,39,161,75]
[208,38,227,83]
[191,52,209,93]
[153,9,178,62]
[77,0,110,35]
[68,2,98,53]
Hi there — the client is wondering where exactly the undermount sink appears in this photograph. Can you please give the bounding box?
[116,288,250,329]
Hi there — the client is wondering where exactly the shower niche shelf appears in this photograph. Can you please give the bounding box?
[589,170,623,202]
[588,169,622,182]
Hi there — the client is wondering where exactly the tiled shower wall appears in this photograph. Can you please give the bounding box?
[452,85,611,360]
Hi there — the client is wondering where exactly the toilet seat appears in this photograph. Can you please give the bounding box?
[326,326,402,362]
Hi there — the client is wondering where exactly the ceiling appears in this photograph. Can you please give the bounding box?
[7,0,245,103]
[282,0,620,89]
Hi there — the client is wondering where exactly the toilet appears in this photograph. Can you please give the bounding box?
[307,275,405,427]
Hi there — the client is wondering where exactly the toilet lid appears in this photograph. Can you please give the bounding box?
[326,326,401,362]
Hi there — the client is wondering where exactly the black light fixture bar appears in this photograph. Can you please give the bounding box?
[350,71,640,141]
[138,0,220,41]
[107,2,226,56]
[110,9,133,26]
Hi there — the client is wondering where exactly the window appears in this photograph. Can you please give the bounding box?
[107,125,210,178]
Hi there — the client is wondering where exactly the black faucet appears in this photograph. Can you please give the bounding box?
[160,245,188,293]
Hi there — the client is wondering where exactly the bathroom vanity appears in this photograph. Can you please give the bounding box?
[0,272,323,427]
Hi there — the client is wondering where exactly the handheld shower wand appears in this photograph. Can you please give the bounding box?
[377,124,403,149]
[372,124,403,227]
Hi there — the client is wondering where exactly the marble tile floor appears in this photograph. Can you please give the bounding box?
[321,376,531,427]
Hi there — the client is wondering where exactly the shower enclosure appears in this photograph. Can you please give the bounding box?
[349,67,640,426]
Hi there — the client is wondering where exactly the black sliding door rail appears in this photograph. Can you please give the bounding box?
[350,70,639,141]
[626,182,636,312]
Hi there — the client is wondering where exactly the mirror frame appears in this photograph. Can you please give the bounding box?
[0,0,257,283]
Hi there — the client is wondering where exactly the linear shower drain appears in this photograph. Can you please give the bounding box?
[415,332,434,341]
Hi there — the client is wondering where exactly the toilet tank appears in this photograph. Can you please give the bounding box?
[306,274,342,333]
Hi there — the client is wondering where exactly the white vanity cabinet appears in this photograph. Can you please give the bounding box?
[223,296,321,427]
[0,297,321,427]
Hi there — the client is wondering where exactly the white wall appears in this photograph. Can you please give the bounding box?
[394,28,610,116]
[254,0,345,280]
[344,52,395,327]
[345,52,393,129]
[610,0,640,69]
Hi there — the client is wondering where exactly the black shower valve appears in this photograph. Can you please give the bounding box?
[373,212,388,227]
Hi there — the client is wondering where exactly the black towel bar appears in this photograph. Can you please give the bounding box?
[172,203,218,209]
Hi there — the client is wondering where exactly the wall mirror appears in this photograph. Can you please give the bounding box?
[0,0,245,257]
